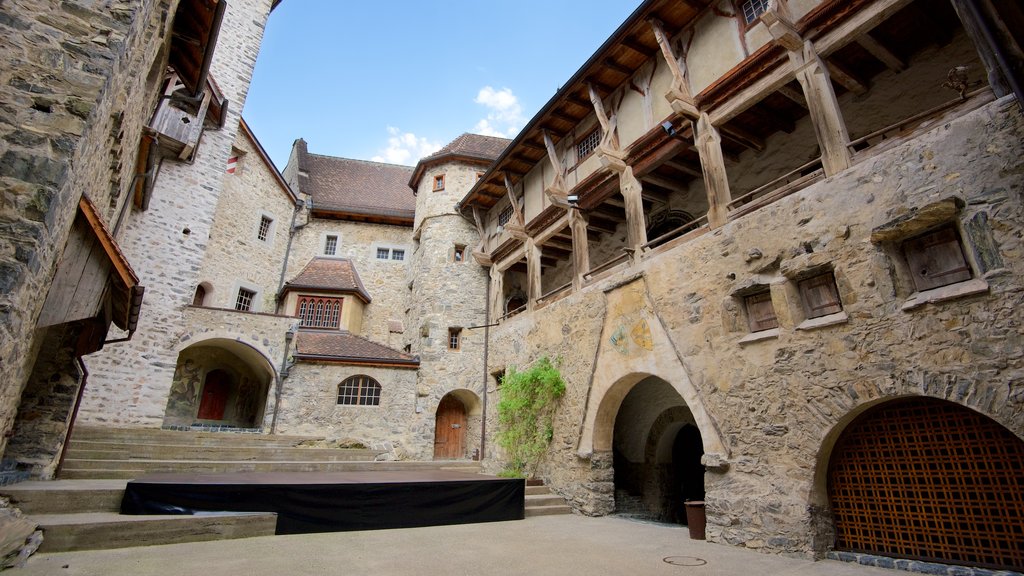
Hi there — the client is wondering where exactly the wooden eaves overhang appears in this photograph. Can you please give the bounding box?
[309,206,415,227]
[280,282,371,305]
[290,353,420,369]
[169,0,228,102]
[408,151,499,194]
[458,0,899,219]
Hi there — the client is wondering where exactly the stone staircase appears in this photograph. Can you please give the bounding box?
[524,483,572,517]
[1,426,483,552]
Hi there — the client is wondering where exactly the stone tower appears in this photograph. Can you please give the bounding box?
[407,134,509,460]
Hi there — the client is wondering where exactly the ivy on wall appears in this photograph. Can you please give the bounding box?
[495,356,566,478]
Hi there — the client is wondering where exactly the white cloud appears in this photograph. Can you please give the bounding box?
[471,86,524,138]
[371,127,442,165]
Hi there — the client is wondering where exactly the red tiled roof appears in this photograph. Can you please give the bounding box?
[409,133,510,189]
[282,258,371,302]
[301,151,415,222]
[294,331,419,367]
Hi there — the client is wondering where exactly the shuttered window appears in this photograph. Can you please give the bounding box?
[799,272,843,319]
[902,226,972,292]
[744,291,778,332]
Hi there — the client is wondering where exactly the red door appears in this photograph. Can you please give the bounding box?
[433,395,466,460]
[197,370,230,420]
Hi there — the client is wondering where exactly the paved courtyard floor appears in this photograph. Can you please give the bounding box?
[19,515,902,576]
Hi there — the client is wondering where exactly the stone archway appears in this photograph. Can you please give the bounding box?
[611,377,703,524]
[164,339,275,429]
[824,397,1024,570]
[432,389,482,460]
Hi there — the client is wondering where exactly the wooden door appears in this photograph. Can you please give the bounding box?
[433,395,466,460]
[829,398,1024,570]
[197,370,230,420]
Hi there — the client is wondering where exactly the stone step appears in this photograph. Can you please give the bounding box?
[58,460,482,479]
[1,480,126,514]
[525,485,552,496]
[525,494,566,507]
[524,505,572,517]
[65,443,384,462]
[68,426,328,447]
[31,511,277,552]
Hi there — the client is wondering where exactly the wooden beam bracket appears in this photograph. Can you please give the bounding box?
[649,18,699,119]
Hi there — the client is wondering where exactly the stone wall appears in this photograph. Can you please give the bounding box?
[479,98,1024,557]
[0,0,179,453]
[286,218,413,344]
[196,125,297,313]
[79,0,274,427]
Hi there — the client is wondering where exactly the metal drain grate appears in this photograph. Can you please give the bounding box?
[663,556,707,566]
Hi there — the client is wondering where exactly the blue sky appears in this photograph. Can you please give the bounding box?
[243,1,643,170]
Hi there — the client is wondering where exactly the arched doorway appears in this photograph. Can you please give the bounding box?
[613,376,703,523]
[164,339,275,429]
[828,397,1024,570]
[434,394,467,460]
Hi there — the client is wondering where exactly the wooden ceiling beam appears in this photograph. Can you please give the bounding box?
[720,124,765,152]
[642,175,690,196]
[776,84,808,108]
[603,58,634,76]
[521,140,545,151]
[754,103,797,134]
[551,109,580,123]
[665,159,703,178]
[585,77,615,96]
[622,38,655,57]
[855,33,906,72]
[826,60,869,96]
[588,216,620,234]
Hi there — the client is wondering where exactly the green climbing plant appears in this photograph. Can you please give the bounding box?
[495,356,566,478]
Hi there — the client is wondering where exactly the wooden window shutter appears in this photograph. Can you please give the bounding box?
[902,227,972,292]
[799,272,843,318]
[745,291,778,332]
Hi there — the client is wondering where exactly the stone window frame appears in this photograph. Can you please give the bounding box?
[433,173,445,192]
[373,243,409,263]
[320,231,343,258]
[336,375,382,406]
[779,254,850,332]
[448,327,462,351]
[232,282,261,313]
[452,243,468,263]
[255,211,275,245]
[869,197,994,312]
[729,278,783,345]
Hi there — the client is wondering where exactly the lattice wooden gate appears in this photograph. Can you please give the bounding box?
[828,398,1024,570]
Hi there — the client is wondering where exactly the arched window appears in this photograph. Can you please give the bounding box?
[297,296,342,329]
[337,375,381,406]
[192,283,209,306]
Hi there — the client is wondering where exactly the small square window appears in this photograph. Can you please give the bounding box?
[324,235,339,256]
[235,288,256,312]
[448,328,462,350]
[257,215,273,242]
[744,291,778,332]
[498,205,514,227]
[901,226,972,292]
[376,247,390,260]
[453,244,467,262]
[798,272,843,319]
[391,249,405,261]
[433,174,445,191]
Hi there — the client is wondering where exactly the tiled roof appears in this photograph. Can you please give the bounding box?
[294,330,419,367]
[409,133,510,189]
[301,152,415,222]
[423,133,510,163]
[282,258,371,302]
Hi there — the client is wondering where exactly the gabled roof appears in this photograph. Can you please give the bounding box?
[281,258,371,303]
[239,117,298,204]
[409,133,510,189]
[296,143,415,224]
[293,330,419,368]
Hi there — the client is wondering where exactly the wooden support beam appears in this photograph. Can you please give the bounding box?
[489,267,503,322]
[826,59,869,95]
[551,110,580,123]
[526,238,542,311]
[792,41,852,176]
[504,173,526,229]
[619,166,648,251]
[521,140,545,151]
[710,61,795,126]
[569,208,590,291]
[585,77,615,96]
[856,33,906,72]
[567,95,591,109]
[542,129,569,206]
[814,0,915,57]
[622,38,655,57]
[649,18,699,119]
[695,113,731,229]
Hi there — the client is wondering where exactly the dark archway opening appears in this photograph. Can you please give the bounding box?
[612,376,704,524]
